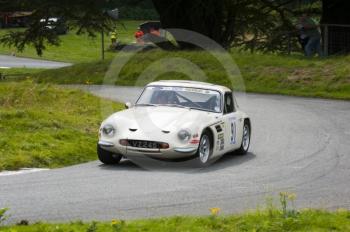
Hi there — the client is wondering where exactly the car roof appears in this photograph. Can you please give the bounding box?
[147,80,232,93]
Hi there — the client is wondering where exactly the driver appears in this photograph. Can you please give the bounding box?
[207,95,219,111]
[157,92,169,104]
[153,91,179,105]
[152,91,170,104]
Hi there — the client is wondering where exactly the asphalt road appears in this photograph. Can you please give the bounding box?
[1,85,350,224]
[0,55,71,69]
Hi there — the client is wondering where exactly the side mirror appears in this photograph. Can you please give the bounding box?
[125,102,132,109]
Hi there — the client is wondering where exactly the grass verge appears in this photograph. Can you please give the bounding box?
[0,209,349,231]
[33,49,350,100]
[0,81,123,171]
[0,68,43,80]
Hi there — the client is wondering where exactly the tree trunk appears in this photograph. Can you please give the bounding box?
[151,0,233,49]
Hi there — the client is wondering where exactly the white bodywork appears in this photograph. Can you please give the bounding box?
[98,80,250,161]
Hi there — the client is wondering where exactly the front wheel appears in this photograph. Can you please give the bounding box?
[237,120,251,155]
[196,131,213,167]
[97,144,122,165]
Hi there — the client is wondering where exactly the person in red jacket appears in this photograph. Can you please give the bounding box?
[134,29,144,45]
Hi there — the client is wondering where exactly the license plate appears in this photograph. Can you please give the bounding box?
[128,140,159,149]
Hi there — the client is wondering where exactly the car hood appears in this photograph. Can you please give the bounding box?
[105,106,219,133]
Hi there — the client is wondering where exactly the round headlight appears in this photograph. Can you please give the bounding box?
[178,129,191,141]
[102,124,115,137]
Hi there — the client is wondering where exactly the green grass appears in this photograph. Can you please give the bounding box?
[1,209,349,231]
[0,81,123,171]
[0,20,141,63]
[0,68,43,80]
[32,49,350,100]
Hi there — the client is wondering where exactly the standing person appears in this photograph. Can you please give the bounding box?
[110,27,118,48]
[134,28,144,45]
[297,13,322,57]
[296,23,309,54]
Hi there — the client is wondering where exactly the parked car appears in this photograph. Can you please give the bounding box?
[98,80,251,167]
[40,17,67,35]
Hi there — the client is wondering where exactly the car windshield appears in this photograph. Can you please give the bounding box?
[136,86,222,113]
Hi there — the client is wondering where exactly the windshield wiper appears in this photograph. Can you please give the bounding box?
[135,103,157,107]
[158,104,191,109]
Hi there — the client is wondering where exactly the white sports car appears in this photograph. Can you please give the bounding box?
[98,80,251,166]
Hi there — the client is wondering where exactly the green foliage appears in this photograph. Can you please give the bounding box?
[0,81,124,171]
[86,221,98,232]
[232,0,322,53]
[0,208,349,231]
[279,192,298,218]
[0,28,60,56]
[0,208,8,225]
[111,219,125,232]
[31,49,350,100]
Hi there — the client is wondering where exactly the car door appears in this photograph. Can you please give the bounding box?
[222,92,240,152]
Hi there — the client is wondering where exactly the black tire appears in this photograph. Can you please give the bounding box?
[196,130,213,167]
[237,120,251,155]
[97,144,122,165]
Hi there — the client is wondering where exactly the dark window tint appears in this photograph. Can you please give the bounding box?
[224,92,234,114]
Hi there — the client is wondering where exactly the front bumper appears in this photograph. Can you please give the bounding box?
[173,147,197,153]
[98,141,114,147]
[98,140,198,159]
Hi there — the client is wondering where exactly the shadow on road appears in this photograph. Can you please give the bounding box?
[98,159,146,171]
[98,152,256,173]
[201,152,256,173]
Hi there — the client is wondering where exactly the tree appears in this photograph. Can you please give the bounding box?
[4,0,343,54]
[1,0,301,53]
[321,0,350,24]
[152,0,231,48]
[321,0,350,54]
[0,0,116,55]
[109,0,158,19]
[152,0,302,52]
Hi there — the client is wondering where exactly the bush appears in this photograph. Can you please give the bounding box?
[0,208,8,225]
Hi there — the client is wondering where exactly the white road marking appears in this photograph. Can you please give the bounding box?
[0,168,49,177]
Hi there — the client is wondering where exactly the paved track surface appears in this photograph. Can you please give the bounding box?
[0,55,71,69]
[1,85,350,224]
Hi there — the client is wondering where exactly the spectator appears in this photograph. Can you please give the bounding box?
[110,28,117,46]
[134,28,144,45]
[296,13,322,57]
[296,25,309,54]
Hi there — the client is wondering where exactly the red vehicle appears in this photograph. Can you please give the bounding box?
[134,21,162,44]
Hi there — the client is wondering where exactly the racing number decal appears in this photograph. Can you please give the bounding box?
[216,122,228,151]
[229,117,236,144]
[218,133,225,151]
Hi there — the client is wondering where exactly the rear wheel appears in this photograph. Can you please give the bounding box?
[97,144,122,165]
[196,131,213,167]
[237,120,251,155]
